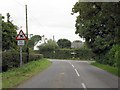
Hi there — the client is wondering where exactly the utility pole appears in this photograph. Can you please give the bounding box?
[53,35,54,41]
[25,5,29,62]
[7,13,10,22]
[25,5,28,38]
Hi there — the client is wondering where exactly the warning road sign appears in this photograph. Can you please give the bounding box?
[16,30,28,40]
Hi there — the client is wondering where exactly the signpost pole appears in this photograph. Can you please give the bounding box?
[20,46,22,67]
[16,30,27,67]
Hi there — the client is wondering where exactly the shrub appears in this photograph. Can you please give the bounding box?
[75,48,94,60]
[38,39,59,52]
[2,51,43,72]
[115,45,120,67]
[115,46,120,76]
[107,44,120,67]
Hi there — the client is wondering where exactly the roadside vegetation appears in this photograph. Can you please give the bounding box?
[2,50,43,72]
[72,2,120,75]
[2,13,43,72]
[91,62,119,77]
[38,38,94,60]
[2,58,52,88]
[1,14,52,88]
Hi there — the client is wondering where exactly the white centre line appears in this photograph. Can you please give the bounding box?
[68,62,70,64]
[74,69,80,77]
[81,83,87,89]
[69,62,72,65]
[72,65,74,68]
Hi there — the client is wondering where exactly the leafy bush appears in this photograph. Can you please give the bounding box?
[38,39,59,52]
[115,45,120,67]
[115,46,120,76]
[75,48,94,60]
[107,44,120,67]
[2,51,43,72]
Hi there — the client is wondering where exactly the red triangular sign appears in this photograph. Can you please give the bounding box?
[16,30,28,40]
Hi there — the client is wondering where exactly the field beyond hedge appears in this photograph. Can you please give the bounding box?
[2,58,52,88]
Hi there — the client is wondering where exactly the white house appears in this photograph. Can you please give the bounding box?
[33,37,47,50]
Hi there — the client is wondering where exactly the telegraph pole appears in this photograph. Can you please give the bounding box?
[25,5,28,38]
[53,35,54,41]
[25,5,29,62]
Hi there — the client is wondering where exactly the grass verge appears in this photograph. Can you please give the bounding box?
[91,62,119,77]
[2,58,52,88]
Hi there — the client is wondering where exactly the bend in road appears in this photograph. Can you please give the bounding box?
[17,59,118,88]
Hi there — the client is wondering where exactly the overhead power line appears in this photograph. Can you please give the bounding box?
[12,0,45,29]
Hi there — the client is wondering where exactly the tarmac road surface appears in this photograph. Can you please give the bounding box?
[17,59,118,89]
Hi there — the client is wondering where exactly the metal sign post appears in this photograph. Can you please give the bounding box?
[17,40,25,67]
[16,30,28,67]
[20,46,22,67]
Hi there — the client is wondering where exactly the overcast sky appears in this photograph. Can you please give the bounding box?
[0,0,86,42]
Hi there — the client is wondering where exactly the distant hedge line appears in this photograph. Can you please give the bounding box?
[2,51,43,72]
[40,48,94,60]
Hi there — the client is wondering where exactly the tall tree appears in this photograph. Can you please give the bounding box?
[2,14,17,51]
[72,2,120,61]
[57,39,71,48]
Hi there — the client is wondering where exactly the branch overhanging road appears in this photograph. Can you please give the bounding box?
[17,59,118,88]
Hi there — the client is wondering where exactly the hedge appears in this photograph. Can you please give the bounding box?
[40,48,94,60]
[107,44,120,67]
[2,51,43,72]
[94,44,120,67]
[75,48,95,60]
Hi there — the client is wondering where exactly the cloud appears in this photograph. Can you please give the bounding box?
[0,0,83,42]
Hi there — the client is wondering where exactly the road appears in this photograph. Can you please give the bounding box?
[17,59,118,88]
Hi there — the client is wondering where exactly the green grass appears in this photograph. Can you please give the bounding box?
[2,58,52,88]
[0,73,2,90]
[91,62,119,77]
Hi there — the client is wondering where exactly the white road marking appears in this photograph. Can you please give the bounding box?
[69,62,72,65]
[74,69,80,77]
[72,65,74,68]
[60,73,65,75]
[81,83,86,89]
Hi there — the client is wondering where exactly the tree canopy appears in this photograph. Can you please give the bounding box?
[57,39,71,48]
[72,2,120,57]
[38,39,59,52]
[2,13,17,51]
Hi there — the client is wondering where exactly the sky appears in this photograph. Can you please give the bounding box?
[0,0,85,42]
